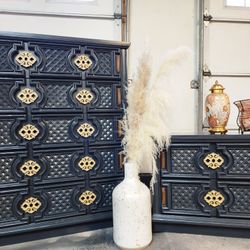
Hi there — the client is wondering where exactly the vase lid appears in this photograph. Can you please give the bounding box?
[210,80,225,93]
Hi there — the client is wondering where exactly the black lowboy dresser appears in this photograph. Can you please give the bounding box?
[0,32,129,244]
[153,135,250,237]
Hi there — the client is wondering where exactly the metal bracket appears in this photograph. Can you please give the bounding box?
[190,80,200,89]
[203,65,211,77]
[204,9,213,27]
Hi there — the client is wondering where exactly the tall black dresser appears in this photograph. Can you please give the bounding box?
[0,32,129,243]
[153,135,250,236]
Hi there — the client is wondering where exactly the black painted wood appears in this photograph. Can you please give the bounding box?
[0,32,129,243]
[153,134,250,235]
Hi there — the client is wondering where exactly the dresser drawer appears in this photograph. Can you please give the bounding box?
[0,114,122,149]
[14,146,123,184]
[161,179,211,216]
[0,151,29,188]
[162,144,235,179]
[216,181,250,219]
[0,39,122,79]
[8,179,121,223]
[0,187,29,229]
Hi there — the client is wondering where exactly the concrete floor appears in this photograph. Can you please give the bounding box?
[1,228,250,250]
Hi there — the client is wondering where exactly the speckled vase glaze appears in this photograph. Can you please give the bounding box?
[112,162,152,250]
[205,81,230,134]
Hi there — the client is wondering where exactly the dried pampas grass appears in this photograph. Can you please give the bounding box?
[122,47,191,190]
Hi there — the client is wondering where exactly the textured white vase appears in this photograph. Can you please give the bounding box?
[112,162,152,249]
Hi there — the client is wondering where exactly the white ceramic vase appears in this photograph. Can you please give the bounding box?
[112,162,152,249]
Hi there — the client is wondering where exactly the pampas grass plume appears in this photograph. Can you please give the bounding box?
[122,47,191,189]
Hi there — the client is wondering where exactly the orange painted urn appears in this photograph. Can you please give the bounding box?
[205,81,230,134]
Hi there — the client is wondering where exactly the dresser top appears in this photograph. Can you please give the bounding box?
[171,134,250,143]
[0,31,130,49]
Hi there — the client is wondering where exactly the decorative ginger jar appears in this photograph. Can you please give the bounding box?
[112,162,152,249]
[205,81,230,134]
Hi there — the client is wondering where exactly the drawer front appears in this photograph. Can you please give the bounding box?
[12,147,123,184]
[161,180,211,216]
[9,179,121,223]
[222,146,250,178]
[0,39,122,79]
[0,114,122,149]
[0,78,123,114]
[0,188,29,229]
[162,144,234,178]
[217,182,250,219]
[0,151,29,188]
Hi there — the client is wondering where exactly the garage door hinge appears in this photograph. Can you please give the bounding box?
[204,9,213,27]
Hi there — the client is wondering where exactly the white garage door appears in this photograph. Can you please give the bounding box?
[201,0,250,133]
[0,0,124,41]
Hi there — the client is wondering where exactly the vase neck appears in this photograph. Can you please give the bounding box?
[124,163,139,179]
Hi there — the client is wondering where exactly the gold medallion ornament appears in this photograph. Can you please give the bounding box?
[204,190,225,207]
[77,123,95,138]
[79,190,96,205]
[78,156,96,171]
[17,88,38,104]
[15,51,37,68]
[20,160,41,177]
[20,197,42,214]
[19,124,39,140]
[74,54,93,71]
[203,152,224,169]
[76,89,94,105]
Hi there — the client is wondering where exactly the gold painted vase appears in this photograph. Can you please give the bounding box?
[205,81,230,134]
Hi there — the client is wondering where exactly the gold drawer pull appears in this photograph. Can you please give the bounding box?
[74,54,92,71]
[15,51,36,68]
[78,156,96,171]
[75,89,94,105]
[204,190,225,207]
[17,88,38,104]
[204,152,224,169]
[21,197,41,214]
[19,124,39,140]
[20,160,41,176]
[79,190,96,205]
[77,123,95,138]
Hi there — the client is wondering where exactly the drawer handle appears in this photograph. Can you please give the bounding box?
[17,88,38,104]
[161,187,167,207]
[116,87,122,107]
[75,89,94,105]
[78,156,96,171]
[79,190,96,205]
[74,54,92,71]
[15,51,36,68]
[19,124,39,140]
[203,152,224,169]
[20,197,42,214]
[115,54,121,73]
[160,150,166,170]
[20,160,41,176]
[204,190,225,207]
[77,123,95,138]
